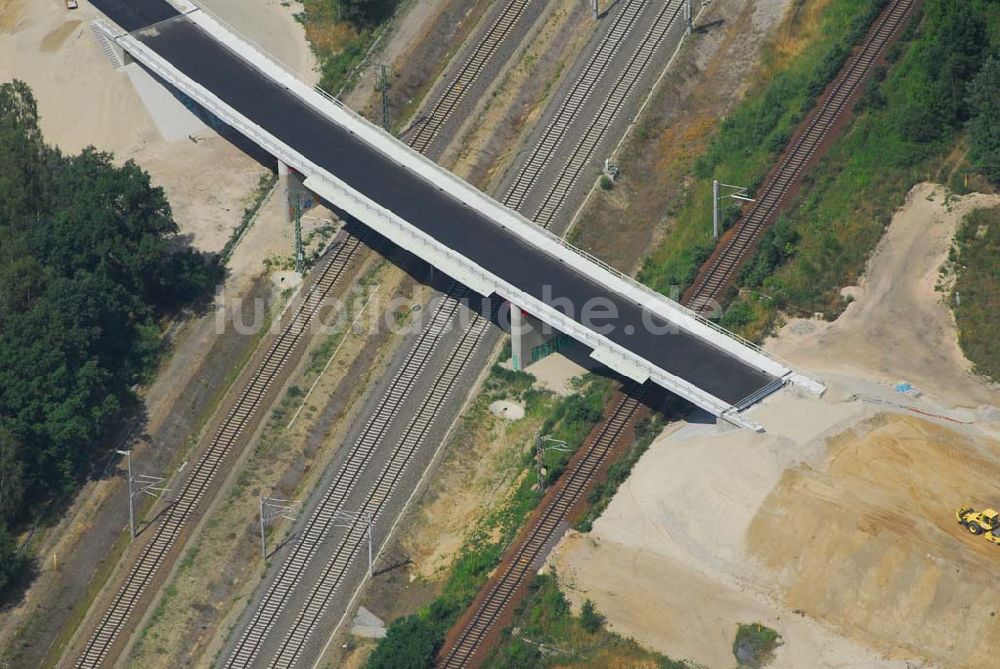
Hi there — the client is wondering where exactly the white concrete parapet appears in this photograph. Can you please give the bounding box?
[174,4,819,388]
[94,13,825,430]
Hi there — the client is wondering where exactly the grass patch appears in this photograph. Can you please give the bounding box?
[220,171,277,265]
[949,206,1000,381]
[733,623,782,668]
[725,0,1000,339]
[638,0,888,299]
[482,571,689,669]
[298,0,394,94]
[363,372,612,669]
[640,0,999,342]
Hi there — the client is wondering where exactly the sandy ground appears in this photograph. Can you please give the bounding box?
[525,351,588,396]
[770,183,1000,420]
[552,183,1000,669]
[0,0,277,255]
[197,0,317,83]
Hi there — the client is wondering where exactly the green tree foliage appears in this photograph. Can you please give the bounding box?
[364,614,441,669]
[733,623,782,668]
[892,0,989,143]
[579,599,603,634]
[968,55,1000,182]
[714,0,999,336]
[950,207,1000,381]
[0,80,219,594]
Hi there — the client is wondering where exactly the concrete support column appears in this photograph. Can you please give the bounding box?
[277,159,292,224]
[511,304,525,371]
[510,305,568,370]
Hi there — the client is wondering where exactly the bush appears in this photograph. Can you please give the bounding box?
[720,299,754,330]
[950,207,1000,381]
[739,217,798,289]
[364,614,441,669]
[733,623,782,668]
[580,599,603,633]
[329,0,399,28]
[968,55,1000,183]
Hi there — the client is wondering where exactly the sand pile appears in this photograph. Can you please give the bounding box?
[749,414,1000,667]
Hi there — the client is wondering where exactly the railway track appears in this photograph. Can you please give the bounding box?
[221,0,684,665]
[72,0,544,664]
[439,387,646,668]
[684,0,916,311]
[223,285,491,667]
[503,0,648,212]
[531,0,684,227]
[73,235,363,668]
[408,0,532,154]
[269,302,495,668]
[436,2,919,666]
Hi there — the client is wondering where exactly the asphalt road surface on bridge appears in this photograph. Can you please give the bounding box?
[92,0,776,406]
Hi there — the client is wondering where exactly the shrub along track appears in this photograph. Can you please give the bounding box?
[683,0,919,312]
[437,385,650,668]
[437,1,920,666]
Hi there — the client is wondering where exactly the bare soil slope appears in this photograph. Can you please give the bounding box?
[750,413,1000,668]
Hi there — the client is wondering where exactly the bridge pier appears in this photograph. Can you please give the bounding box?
[278,160,292,224]
[509,305,568,371]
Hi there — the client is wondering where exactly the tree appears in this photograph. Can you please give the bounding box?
[364,614,441,669]
[333,0,398,28]
[0,80,219,593]
[968,55,1000,182]
[0,524,25,593]
[580,599,604,633]
[0,427,24,522]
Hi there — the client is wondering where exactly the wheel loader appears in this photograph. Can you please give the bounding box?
[956,505,1000,535]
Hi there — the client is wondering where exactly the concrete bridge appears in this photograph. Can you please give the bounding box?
[89,0,823,430]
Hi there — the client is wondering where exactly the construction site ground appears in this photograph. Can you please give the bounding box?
[552,183,1000,669]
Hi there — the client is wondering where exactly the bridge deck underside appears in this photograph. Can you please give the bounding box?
[93,0,777,407]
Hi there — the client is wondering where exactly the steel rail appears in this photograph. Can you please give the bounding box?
[503,0,647,212]
[74,235,363,668]
[408,0,532,154]
[433,3,919,664]
[438,388,646,668]
[74,0,553,663]
[531,0,684,228]
[221,0,701,665]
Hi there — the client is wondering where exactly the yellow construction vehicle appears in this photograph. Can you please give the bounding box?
[956,505,1000,535]
[986,531,1000,546]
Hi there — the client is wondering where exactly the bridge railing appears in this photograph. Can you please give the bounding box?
[174,4,794,367]
[97,17,773,429]
[181,2,384,126]
[300,176,767,429]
